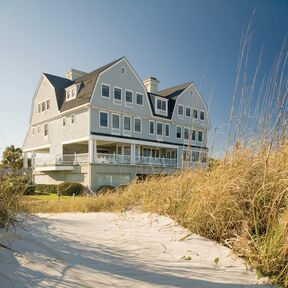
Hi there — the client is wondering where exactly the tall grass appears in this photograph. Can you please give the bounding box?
[0,176,26,229]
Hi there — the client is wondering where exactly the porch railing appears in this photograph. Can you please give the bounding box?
[33,153,204,168]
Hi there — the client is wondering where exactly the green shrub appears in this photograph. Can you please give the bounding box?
[57,182,84,196]
[35,184,58,194]
[23,183,35,195]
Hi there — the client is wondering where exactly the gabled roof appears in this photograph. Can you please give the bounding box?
[157,82,191,99]
[44,73,73,110]
[43,57,124,112]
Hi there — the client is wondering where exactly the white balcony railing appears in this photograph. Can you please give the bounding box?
[33,153,205,168]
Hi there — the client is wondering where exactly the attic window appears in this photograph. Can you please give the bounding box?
[155,98,168,116]
[66,85,77,101]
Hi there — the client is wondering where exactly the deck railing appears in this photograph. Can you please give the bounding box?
[33,153,204,168]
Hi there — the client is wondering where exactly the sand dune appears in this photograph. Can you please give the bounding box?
[0,212,270,288]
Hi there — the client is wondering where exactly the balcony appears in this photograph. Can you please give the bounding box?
[33,153,178,169]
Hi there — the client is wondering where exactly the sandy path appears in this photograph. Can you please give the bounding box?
[0,212,270,288]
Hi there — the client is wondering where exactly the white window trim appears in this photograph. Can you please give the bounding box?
[123,115,131,132]
[71,113,76,125]
[191,129,196,141]
[198,130,203,142]
[149,120,155,135]
[99,111,109,128]
[185,106,191,118]
[136,92,144,106]
[113,86,122,105]
[156,121,163,136]
[101,83,111,99]
[44,123,48,137]
[200,110,205,121]
[65,85,77,101]
[193,109,198,119]
[178,104,184,118]
[176,126,182,139]
[155,97,168,116]
[134,117,142,133]
[124,89,134,107]
[184,127,189,140]
[111,113,121,132]
[165,123,170,137]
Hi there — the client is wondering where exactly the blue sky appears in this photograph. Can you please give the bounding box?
[0,0,287,158]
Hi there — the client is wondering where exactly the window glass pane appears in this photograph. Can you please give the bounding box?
[192,151,199,162]
[44,124,48,136]
[200,111,205,120]
[184,128,189,139]
[112,114,120,129]
[46,100,50,110]
[102,85,110,97]
[136,93,143,105]
[100,112,108,127]
[165,124,169,136]
[193,109,198,118]
[124,116,131,130]
[126,91,133,103]
[177,127,182,138]
[149,121,155,134]
[178,105,183,115]
[185,107,191,117]
[157,100,162,109]
[124,147,131,155]
[114,88,122,100]
[198,131,203,142]
[191,130,196,141]
[157,123,163,135]
[135,118,141,132]
[42,102,45,112]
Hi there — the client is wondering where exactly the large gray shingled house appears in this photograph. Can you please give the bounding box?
[23,57,210,191]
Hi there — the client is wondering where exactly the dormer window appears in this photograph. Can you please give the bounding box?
[155,97,168,116]
[65,83,81,101]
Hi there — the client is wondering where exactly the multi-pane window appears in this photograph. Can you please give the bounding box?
[198,131,203,142]
[184,128,189,140]
[176,126,182,138]
[44,124,48,136]
[134,118,142,132]
[125,90,133,104]
[99,111,108,127]
[136,93,143,105]
[185,107,191,117]
[71,89,75,98]
[42,102,45,112]
[200,111,205,120]
[71,114,76,124]
[156,122,163,136]
[66,90,71,100]
[124,116,131,131]
[46,99,50,110]
[149,121,155,134]
[112,114,120,129]
[165,124,170,137]
[191,129,196,141]
[156,99,167,115]
[102,84,110,98]
[178,105,184,116]
[114,87,122,101]
[193,109,198,118]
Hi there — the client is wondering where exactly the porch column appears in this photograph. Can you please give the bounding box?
[177,147,182,168]
[89,139,97,163]
[131,143,136,165]
[23,152,28,169]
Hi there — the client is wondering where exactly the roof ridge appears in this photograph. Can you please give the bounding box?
[157,82,192,94]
